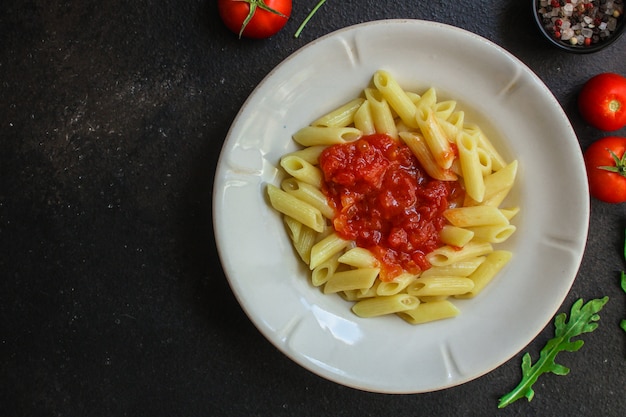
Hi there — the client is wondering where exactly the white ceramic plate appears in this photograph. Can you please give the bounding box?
[213,20,589,393]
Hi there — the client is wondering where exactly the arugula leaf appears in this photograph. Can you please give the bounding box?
[498,296,609,408]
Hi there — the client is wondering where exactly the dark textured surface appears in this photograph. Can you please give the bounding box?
[1,1,625,416]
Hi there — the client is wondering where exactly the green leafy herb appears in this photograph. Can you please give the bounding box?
[498,296,609,408]
[619,230,626,332]
[294,0,327,38]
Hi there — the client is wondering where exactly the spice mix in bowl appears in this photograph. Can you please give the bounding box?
[533,0,625,53]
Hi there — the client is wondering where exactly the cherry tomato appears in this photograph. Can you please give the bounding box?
[583,136,626,203]
[578,73,626,131]
[218,0,291,39]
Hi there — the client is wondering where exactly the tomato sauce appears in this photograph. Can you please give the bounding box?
[319,134,464,281]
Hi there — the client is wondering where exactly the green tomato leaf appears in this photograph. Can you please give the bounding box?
[497,296,609,409]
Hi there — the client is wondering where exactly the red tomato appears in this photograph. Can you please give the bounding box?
[578,73,626,131]
[583,136,626,203]
[218,0,291,39]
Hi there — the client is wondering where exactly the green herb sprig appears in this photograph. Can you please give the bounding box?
[295,0,327,38]
[498,296,609,408]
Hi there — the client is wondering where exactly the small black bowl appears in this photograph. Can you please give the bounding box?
[532,0,625,53]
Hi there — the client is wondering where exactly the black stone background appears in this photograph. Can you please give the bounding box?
[1,1,625,416]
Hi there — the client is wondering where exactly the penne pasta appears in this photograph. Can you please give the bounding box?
[439,224,475,247]
[455,250,513,298]
[466,224,517,243]
[266,69,520,325]
[353,100,376,136]
[443,206,510,227]
[338,247,380,268]
[352,294,420,318]
[414,87,437,109]
[285,145,327,165]
[267,184,325,233]
[281,178,335,219]
[464,123,507,171]
[457,131,486,202]
[323,268,380,294]
[280,155,323,188]
[309,232,351,270]
[433,100,456,121]
[311,98,365,127]
[415,106,455,169]
[372,70,419,128]
[293,126,362,147]
[419,257,486,278]
[376,272,417,296]
[397,300,460,324]
[399,131,457,181]
[283,216,316,264]
[364,88,398,139]
[426,241,494,267]
[311,253,341,287]
[406,276,475,297]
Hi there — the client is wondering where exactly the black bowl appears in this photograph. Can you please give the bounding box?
[532,0,625,53]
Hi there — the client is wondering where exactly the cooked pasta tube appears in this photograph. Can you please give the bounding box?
[406,276,475,297]
[323,268,380,294]
[337,247,379,268]
[433,100,456,121]
[455,250,513,298]
[372,70,419,128]
[457,131,486,202]
[463,123,506,171]
[267,185,325,233]
[476,147,493,176]
[309,233,351,270]
[292,126,362,147]
[340,285,381,302]
[376,272,417,296]
[311,98,365,127]
[285,145,327,165]
[482,160,518,201]
[415,106,455,170]
[443,206,510,227]
[414,87,437,109]
[399,131,457,181]
[439,225,474,247]
[364,88,398,139]
[438,110,464,140]
[283,216,316,264]
[426,241,493,267]
[500,207,520,220]
[357,281,380,298]
[280,155,323,188]
[397,300,460,324]
[352,294,420,318]
[353,100,376,135]
[311,254,341,287]
[466,224,517,243]
[281,178,335,219]
[419,257,486,278]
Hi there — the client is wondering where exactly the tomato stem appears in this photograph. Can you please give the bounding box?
[294,0,327,38]
[237,0,288,39]
[598,148,626,178]
[609,98,622,113]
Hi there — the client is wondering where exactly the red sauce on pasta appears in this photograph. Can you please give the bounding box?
[319,134,464,281]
